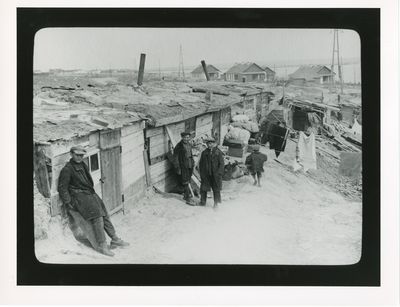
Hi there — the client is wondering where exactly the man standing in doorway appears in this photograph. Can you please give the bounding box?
[174,132,195,204]
[199,137,225,208]
[58,146,129,257]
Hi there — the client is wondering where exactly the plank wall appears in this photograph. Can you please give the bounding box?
[195,113,213,140]
[146,121,185,192]
[120,122,146,205]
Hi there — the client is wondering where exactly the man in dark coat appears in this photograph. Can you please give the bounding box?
[173,132,195,203]
[245,145,268,187]
[199,137,225,208]
[58,146,128,256]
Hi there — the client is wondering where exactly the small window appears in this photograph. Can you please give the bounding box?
[90,153,99,171]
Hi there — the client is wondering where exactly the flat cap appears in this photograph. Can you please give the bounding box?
[252,144,260,151]
[180,132,191,137]
[204,136,216,143]
[70,145,87,155]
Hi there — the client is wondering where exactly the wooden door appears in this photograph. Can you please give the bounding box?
[99,129,123,214]
[212,111,221,144]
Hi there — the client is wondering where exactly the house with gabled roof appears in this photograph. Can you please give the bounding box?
[262,66,276,82]
[191,64,221,80]
[289,65,335,85]
[225,62,266,82]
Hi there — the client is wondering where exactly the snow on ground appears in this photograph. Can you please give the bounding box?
[35,143,361,265]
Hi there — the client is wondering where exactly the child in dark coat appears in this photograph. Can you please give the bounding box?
[245,145,268,187]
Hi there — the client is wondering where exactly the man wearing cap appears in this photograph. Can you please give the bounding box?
[199,137,225,208]
[245,145,268,187]
[58,145,129,257]
[173,132,195,204]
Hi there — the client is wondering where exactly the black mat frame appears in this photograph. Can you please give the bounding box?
[17,8,380,286]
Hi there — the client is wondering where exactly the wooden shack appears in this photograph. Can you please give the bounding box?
[34,112,146,217]
[136,104,233,194]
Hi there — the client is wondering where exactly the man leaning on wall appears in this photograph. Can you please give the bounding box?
[58,145,129,257]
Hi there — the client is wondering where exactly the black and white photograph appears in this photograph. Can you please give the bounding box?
[32,27,364,265]
[2,1,398,303]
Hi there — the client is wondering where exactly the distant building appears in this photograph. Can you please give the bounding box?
[262,66,276,82]
[289,65,335,85]
[191,64,221,80]
[225,62,266,82]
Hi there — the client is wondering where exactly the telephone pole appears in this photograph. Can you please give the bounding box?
[178,44,185,81]
[330,29,344,94]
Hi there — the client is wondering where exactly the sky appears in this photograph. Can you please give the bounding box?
[34,28,360,72]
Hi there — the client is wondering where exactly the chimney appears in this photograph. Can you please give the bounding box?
[201,60,210,81]
[137,53,146,86]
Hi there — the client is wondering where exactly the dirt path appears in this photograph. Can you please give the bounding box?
[35,144,361,265]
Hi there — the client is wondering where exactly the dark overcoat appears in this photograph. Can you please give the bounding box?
[199,147,224,192]
[58,159,107,220]
[245,152,268,173]
[173,140,195,184]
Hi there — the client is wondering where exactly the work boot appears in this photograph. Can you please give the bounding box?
[185,198,196,206]
[97,242,114,257]
[110,237,130,248]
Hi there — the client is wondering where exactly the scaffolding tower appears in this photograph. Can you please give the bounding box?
[330,29,344,94]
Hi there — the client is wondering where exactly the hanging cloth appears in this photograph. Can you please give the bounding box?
[269,124,289,157]
[297,131,317,171]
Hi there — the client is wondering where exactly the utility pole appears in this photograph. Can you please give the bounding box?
[330,29,344,94]
[178,44,185,81]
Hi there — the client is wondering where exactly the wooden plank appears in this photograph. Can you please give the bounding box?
[146,127,164,138]
[122,155,145,174]
[121,145,144,163]
[150,159,172,178]
[152,170,175,186]
[99,129,121,150]
[51,138,90,157]
[149,132,167,147]
[150,153,167,165]
[165,126,178,147]
[123,175,146,199]
[155,114,185,127]
[149,141,169,159]
[120,131,144,147]
[89,131,99,147]
[123,166,145,187]
[121,122,143,137]
[143,149,151,187]
[100,146,122,212]
[196,113,213,127]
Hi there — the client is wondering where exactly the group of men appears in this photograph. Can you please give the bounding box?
[173,132,224,207]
